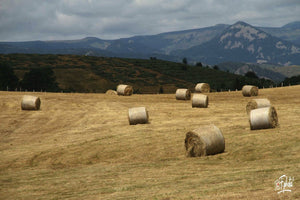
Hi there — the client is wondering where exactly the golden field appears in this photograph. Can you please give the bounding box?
[0,86,299,199]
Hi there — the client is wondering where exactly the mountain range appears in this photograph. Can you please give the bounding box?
[0,21,300,66]
[175,21,300,65]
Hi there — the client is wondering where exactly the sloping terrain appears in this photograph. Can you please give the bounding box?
[1,21,299,65]
[0,86,299,199]
[1,54,272,93]
[0,24,229,57]
[268,65,300,78]
[260,21,300,45]
[217,62,286,82]
[175,22,300,65]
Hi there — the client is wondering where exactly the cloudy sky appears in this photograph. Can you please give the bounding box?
[0,0,299,41]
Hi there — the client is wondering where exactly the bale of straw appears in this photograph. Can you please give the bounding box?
[249,106,278,130]
[192,94,208,108]
[195,83,210,93]
[175,89,191,100]
[128,107,149,125]
[21,95,41,110]
[242,85,258,97]
[105,89,117,95]
[117,84,133,96]
[246,98,271,115]
[185,124,225,157]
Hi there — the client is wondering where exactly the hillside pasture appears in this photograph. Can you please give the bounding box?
[1,54,275,93]
[0,86,299,199]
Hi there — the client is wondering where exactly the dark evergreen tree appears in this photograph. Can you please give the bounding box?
[245,71,258,79]
[196,62,202,67]
[20,67,60,92]
[159,85,164,94]
[234,77,246,90]
[0,62,19,91]
[282,75,300,86]
[213,65,219,70]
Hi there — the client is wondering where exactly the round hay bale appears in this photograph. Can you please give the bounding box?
[105,89,117,95]
[128,107,149,125]
[21,95,41,110]
[195,83,210,93]
[184,124,225,157]
[242,85,258,97]
[246,98,271,115]
[117,84,133,96]
[249,106,278,130]
[175,89,191,100]
[192,94,208,108]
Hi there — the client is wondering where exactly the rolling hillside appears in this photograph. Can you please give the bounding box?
[267,65,300,78]
[217,62,286,82]
[0,54,274,93]
[0,86,299,199]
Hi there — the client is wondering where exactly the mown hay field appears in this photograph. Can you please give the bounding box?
[0,86,299,199]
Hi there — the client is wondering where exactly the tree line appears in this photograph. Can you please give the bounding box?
[0,61,60,92]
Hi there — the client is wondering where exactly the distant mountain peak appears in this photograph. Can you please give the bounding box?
[177,21,300,65]
[282,21,300,29]
[81,37,102,41]
[232,21,251,26]
[220,21,268,43]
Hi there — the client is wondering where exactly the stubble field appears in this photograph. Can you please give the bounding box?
[0,86,299,199]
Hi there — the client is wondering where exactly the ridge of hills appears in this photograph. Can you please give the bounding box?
[174,21,300,65]
[0,21,299,66]
[0,54,274,93]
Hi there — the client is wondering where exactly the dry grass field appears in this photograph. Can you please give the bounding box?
[0,86,299,199]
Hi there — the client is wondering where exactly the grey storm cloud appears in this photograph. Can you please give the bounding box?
[0,0,299,41]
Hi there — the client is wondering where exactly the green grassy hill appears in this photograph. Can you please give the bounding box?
[0,54,274,93]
